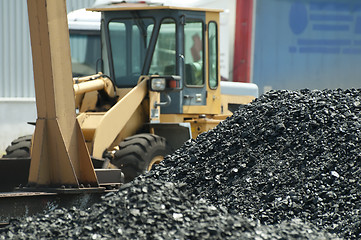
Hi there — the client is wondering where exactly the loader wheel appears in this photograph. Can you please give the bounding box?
[2,135,32,158]
[112,134,171,183]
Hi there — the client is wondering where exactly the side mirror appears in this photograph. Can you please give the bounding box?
[149,75,182,92]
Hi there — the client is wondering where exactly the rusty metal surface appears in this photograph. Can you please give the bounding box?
[0,191,102,223]
[0,157,121,223]
[0,158,30,192]
[95,168,123,186]
[0,158,122,222]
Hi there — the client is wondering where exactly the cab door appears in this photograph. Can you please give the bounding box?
[155,10,222,115]
[182,18,207,108]
[182,11,221,115]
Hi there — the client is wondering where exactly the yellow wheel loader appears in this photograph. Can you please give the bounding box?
[0,0,257,220]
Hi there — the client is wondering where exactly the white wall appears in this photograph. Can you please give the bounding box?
[203,0,236,81]
[0,99,36,155]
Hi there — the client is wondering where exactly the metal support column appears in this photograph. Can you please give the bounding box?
[27,0,99,189]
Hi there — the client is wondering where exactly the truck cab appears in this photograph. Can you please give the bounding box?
[68,9,101,77]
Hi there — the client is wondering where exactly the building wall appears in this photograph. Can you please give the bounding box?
[253,0,361,94]
[0,1,33,98]
[0,0,95,154]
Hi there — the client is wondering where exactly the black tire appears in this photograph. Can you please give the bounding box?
[2,135,32,158]
[112,134,171,183]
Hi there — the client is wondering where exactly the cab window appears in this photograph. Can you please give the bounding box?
[184,20,204,86]
[108,18,154,87]
[149,18,177,75]
[208,21,218,89]
[70,31,100,77]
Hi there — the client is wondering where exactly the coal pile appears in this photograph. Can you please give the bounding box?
[0,177,338,239]
[1,88,359,239]
[152,88,361,239]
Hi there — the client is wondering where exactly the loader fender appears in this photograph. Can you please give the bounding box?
[149,122,192,151]
[112,134,171,183]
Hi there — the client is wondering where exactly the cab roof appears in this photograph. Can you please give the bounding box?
[87,3,223,13]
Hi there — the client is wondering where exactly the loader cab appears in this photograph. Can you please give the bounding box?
[93,5,222,115]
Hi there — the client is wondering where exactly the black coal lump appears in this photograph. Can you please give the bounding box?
[152,88,361,239]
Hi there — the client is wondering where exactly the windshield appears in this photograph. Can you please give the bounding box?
[108,18,154,87]
[70,31,101,77]
[149,18,176,76]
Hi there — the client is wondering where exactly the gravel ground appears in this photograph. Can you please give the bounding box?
[1,88,359,239]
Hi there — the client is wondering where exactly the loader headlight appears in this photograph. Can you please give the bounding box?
[149,75,182,92]
[151,78,166,91]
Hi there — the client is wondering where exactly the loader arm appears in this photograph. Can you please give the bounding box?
[73,73,115,98]
[78,78,149,159]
